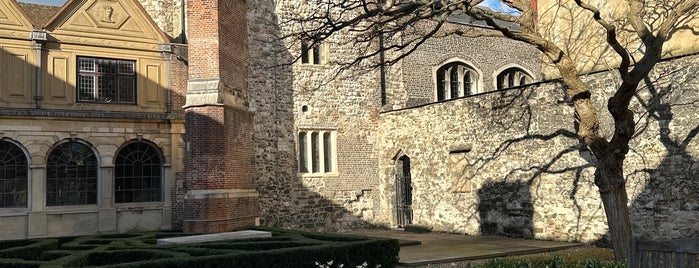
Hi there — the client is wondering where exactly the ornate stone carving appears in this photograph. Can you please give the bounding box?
[86,0,129,29]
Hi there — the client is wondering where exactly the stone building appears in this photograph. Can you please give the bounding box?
[1,0,697,243]
[0,0,187,239]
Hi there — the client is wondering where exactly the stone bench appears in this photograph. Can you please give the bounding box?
[156,230,272,245]
[628,238,699,268]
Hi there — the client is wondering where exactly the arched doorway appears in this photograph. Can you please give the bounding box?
[395,155,413,227]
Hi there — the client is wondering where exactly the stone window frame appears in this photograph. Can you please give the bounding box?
[76,56,137,104]
[300,40,329,65]
[433,58,483,101]
[0,138,30,210]
[297,129,338,176]
[114,140,164,204]
[493,64,535,90]
[45,139,100,207]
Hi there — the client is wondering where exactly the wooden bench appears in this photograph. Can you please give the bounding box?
[628,238,699,268]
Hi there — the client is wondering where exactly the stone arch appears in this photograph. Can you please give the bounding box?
[492,63,536,90]
[0,137,31,208]
[45,139,100,206]
[432,57,484,100]
[113,139,165,203]
[392,149,413,227]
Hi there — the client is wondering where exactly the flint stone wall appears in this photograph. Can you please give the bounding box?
[378,54,699,242]
[246,0,390,231]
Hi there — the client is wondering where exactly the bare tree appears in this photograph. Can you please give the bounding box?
[280,0,698,260]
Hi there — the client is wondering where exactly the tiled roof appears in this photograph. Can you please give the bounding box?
[14,1,62,29]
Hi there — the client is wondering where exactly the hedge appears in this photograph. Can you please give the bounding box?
[0,228,400,268]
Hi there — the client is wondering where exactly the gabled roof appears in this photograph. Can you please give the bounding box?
[44,0,169,50]
[0,0,34,38]
[15,2,61,29]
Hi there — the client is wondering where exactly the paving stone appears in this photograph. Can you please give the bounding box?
[156,230,272,245]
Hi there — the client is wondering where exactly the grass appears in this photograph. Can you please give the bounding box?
[467,246,624,268]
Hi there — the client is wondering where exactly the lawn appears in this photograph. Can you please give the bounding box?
[0,228,399,267]
[467,246,625,268]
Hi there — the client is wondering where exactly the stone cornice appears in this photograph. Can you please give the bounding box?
[0,108,184,120]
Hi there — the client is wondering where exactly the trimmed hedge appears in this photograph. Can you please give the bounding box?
[0,239,59,260]
[0,228,400,268]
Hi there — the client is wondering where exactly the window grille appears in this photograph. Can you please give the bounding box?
[496,67,533,90]
[436,62,479,100]
[46,141,98,206]
[77,57,136,104]
[115,141,163,203]
[0,140,28,208]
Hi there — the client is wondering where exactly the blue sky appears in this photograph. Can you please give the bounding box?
[478,0,519,14]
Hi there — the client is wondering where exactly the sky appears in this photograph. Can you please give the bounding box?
[478,0,520,14]
[18,0,517,12]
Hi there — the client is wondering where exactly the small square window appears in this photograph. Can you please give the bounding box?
[298,130,336,174]
[301,40,328,65]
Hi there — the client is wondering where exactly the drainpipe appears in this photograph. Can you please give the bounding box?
[29,30,47,109]
[180,1,187,44]
[159,43,173,114]
[379,33,386,106]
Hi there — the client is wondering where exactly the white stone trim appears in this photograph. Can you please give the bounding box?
[184,189,260,200]
[492,63,536,89]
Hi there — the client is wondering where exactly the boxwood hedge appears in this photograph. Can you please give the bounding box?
[0,228,399,268]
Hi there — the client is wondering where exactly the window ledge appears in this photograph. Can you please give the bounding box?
[45,205,100,214]
[298,172,339,178]
[115,203,164,211]
[0,208,29,216]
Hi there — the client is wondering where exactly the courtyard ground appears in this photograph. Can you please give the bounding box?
[347,229,584,267]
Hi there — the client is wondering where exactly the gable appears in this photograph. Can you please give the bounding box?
[46,0,168,50]
[0,0,33,39]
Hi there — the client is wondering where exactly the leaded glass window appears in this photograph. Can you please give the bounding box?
[436,62,479,101]
[115,141,162,203]
[496,67,533,90]
[46,141,98,206]
[0,140,28,208]
[77,57,136,104]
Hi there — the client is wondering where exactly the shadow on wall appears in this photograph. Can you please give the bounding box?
[245,0,380,231]
[0,42,190,237]
[456,56,698,243]
[478,181,533,238]
[624,62,699,240]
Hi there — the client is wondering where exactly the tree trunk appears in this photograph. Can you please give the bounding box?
[595,154,632,260]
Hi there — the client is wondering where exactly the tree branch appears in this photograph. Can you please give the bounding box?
[573,0,631,80]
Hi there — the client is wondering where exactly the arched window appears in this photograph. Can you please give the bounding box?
[46,141,98,206]
[437,62,479,101]
[0,140,28,208]
[115,141,163,203]
[496,67,533,90]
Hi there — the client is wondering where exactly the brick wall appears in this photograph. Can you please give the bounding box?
[184,106,226,190]
[183,0,259,233]
[186,0,220,80]
[400,21,542,107]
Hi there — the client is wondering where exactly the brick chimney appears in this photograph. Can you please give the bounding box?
[183,0,260,233]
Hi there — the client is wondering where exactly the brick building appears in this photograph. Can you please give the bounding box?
[1,0,697,242]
